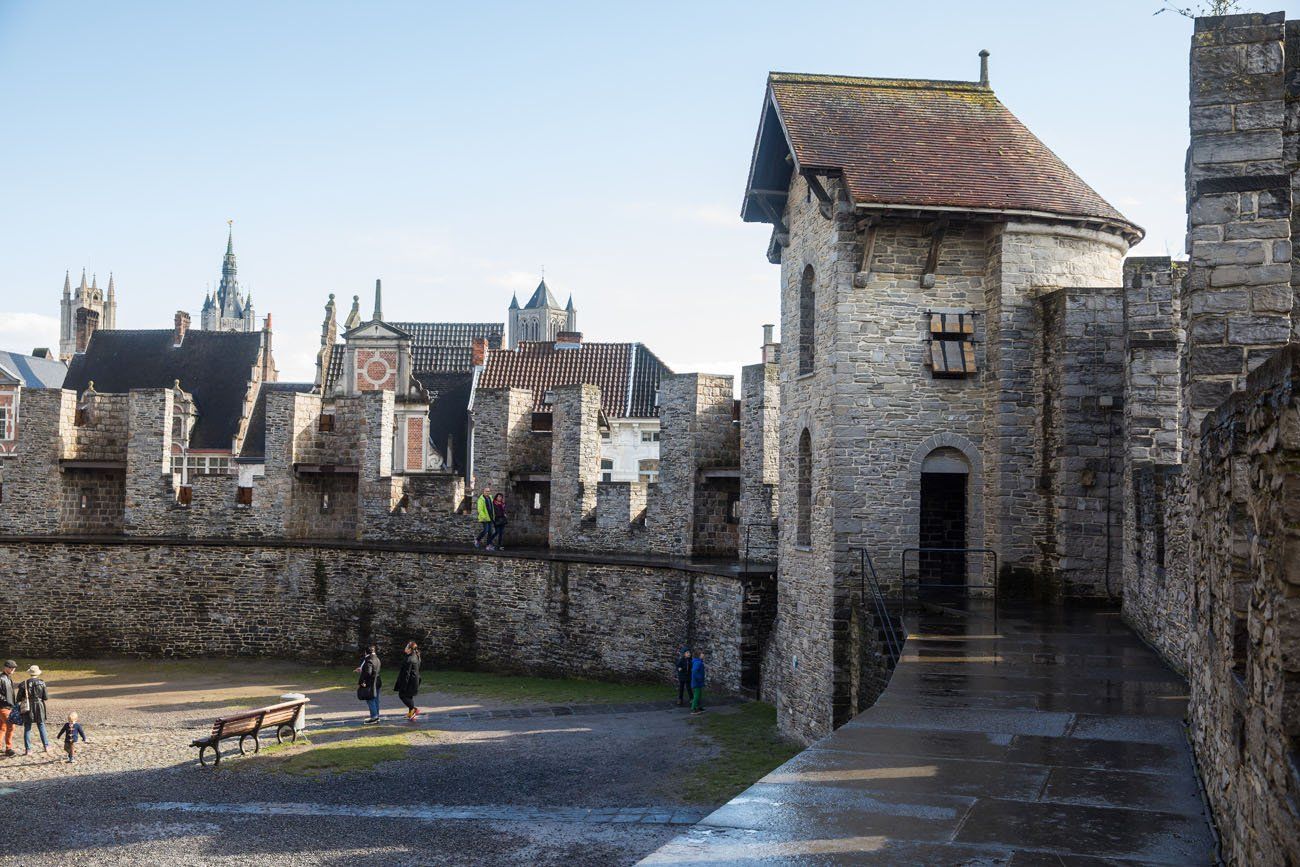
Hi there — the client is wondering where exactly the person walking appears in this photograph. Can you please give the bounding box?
[394,641,422,722]
[675,648,692,707]
[490,492,508,550]
[55,711,87,763]
[355,645,382,724]
[0,660,16,757]
[18,665,50,754]
[474,487,496,549]
[689,651,706,715]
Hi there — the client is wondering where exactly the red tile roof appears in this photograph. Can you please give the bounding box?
[478,341,671,418]
[745,73,1140,238]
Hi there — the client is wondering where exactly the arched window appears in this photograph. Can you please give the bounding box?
[798,265,815,375]
[796,428,812,546]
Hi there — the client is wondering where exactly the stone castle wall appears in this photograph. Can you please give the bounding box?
[1186,346,1300,866]
[0,537,774,697]
[1118,12,1300,861]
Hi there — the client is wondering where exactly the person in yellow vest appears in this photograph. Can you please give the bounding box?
[474,487,496,550]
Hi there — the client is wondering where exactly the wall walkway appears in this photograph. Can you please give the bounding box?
[643,603,1216,864]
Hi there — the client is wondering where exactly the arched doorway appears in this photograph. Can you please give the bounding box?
[919,446,970,595]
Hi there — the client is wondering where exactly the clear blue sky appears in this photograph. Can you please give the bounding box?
[1,1,1292,380]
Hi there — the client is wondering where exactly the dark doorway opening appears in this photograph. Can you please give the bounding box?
[919,471,967,595]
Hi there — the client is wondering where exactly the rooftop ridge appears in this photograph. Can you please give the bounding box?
[768,71,990,92]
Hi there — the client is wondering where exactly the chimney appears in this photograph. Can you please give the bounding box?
[75,308,100,354]
[978,49,990,87]
[555,330,582,350]
[173,311,191,348]
[31,347,51,359]
[261,314,276,382]
[761,323,780,364]
[471,336,488,367]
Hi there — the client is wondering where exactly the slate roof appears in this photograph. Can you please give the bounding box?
[478,341,671,418]
[239,382,316,459]
[744,72,1140,238]
[323,321,503,392]
[64,330,265,450]
[0,350,67,388]
[524,280,561,310]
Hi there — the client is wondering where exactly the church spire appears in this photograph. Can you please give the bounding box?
[62,271,71,296]
[107,273,115,298]
[79,269,88,293]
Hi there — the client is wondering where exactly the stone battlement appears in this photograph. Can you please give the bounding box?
[0,367,780,560]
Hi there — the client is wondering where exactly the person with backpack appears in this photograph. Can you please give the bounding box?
[355,645,382,724]
[394,640,422,722]
[473,487,496,550]
[490,492,509,550]
[17,664,50,754]
[675,648,692,707]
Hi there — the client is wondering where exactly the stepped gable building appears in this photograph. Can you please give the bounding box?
[473,333,671,485]
[200,226,256,333]
[317,287,504,474]
[0,349,67,459]
[59,270,117,362]
[743,57,1142,740]
[63,311,278,483]
[508,279,576,349]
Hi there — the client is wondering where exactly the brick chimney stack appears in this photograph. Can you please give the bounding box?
[173,311,190,348]
[555,331,583,350]
[471,336,488,367]
[75,308,100,354]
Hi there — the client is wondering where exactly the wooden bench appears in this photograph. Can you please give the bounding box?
[191,698,309,766]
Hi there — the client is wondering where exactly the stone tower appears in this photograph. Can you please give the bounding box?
[59,269,116,361]
[743,62,1141,742]
[508,279,575,348]
[200,224,256,333]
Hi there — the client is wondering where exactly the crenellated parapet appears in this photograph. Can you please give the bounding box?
[0,367,776,563]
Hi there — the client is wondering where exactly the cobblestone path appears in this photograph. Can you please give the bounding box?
[644,603,1218,865]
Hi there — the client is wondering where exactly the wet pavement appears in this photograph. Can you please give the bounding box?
[642,603,1217,865]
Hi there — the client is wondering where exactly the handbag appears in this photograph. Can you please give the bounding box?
[17,683,30,714]
[9,706,22,727]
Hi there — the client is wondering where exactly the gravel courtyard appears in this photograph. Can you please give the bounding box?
[0,660,786,865]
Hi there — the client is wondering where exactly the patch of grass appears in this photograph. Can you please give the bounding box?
[30,659,352,693]
[248,726,420,776]
[678,702,801,806]
[427,670,668,705]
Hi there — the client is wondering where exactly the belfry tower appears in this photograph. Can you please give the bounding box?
[59,269,116,361]
[200,223,256,332]
[507,278,576,349]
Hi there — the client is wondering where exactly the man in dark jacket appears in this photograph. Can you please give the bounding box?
[690,651,706,715]
[0,660,15,757]
[674,648,692,707]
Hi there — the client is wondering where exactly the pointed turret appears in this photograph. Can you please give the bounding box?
[91,273,98,291]
[62,271,71,297]
[525,278,560,310]
[107,273,115,297]
[509,292,520,310]
[79,269,88,293]
[565,294,574,312]
[372,278,383,321]
[344,295,361,331]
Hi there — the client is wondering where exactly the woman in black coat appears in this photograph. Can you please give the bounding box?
[355,646,381,724]
[394,641,422,721]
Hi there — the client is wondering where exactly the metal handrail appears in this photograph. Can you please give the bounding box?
[857,547,903,663]
[899,546,999,632]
